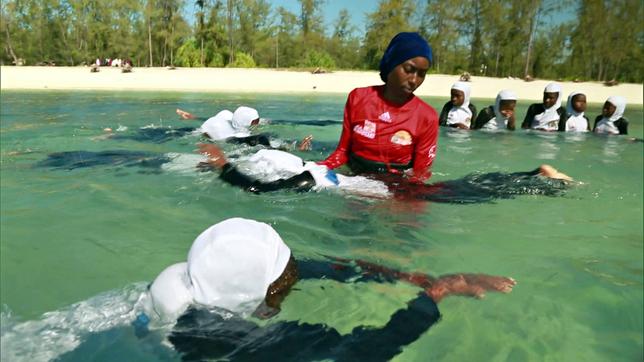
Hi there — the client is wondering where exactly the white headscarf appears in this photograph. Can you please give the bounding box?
[595,96,627,134]
[147,218,291,321]
[446,82,473,127]
[531,82,562,131]
[232,106,260,130]
[199,110,236,140]
[236,149,388,194]
[484,89,517,130]
[564,91,588,132]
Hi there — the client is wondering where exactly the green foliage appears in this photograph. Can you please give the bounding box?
[175,40,201,67]
[1,0,642,82]
[299,50,335,69]
[227,51,256,68]
[208,52,225,67]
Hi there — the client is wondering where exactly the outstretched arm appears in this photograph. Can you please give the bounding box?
[308,256,516,303]
[176,108,207,121]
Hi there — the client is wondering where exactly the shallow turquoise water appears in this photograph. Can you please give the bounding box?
[1,90,642,361]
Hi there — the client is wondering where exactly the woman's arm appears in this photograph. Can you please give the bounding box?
[319,93,354,169]
[408,111,439,183]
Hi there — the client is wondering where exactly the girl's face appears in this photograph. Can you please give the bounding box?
[451,89,465,107]
[385,57,430,102]
[571,94,587,113]
[543,92,559,108]
[602,101,616,118]
[499,100,516,118]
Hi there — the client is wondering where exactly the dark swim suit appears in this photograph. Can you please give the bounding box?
[36,151,569,203]
[168,259,440,362]
[112,126,275,146]
[397,168,569,204]
[35,150,170,171]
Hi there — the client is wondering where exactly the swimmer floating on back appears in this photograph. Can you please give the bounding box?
[198,144,574,203]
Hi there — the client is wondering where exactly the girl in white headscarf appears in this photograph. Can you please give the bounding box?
[439,82,477,129]
[176,106,313,150]
[135,217,517,361]
[521,82,564,131]
[593,96,629,135]
[471,90,518,130]
[559,92,590,132]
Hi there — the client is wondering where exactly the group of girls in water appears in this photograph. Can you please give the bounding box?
[440,81,630,135]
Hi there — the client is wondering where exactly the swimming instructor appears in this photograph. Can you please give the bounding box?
[320,32,438,183]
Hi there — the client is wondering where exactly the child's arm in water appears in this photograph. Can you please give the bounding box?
[299,256,515,302]
[176,108,208,121]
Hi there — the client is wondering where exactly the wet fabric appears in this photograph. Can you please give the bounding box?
[168,258,440,362]
[320,85,439,182]
[397,169,569,204]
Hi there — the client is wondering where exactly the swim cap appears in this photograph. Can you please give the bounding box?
[379,32,433,83]
[147,218,291,320]
[232,106,260,130]
[187,218,291,316]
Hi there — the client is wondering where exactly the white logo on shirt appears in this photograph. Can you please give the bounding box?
[378,112,392,123]
[354,120,376,139]
[428,145,437,160]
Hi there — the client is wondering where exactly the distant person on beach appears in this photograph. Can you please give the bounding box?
[559,91,590,132]
[134,217,516,361]
[319,32,438,183]
[471,90,518,130]
[439,81,477,129]
[198,144,573,203]
[521,82,565,131]
[593,96,628,135]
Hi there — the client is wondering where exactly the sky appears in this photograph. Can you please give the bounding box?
[184,0,575,38]
[184,0,379,36]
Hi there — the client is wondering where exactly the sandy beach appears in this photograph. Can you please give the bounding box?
[1,66,642,105]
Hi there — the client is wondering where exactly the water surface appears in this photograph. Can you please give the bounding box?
[1,90,642,361]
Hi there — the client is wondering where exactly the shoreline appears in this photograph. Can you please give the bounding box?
[1,66,642,105]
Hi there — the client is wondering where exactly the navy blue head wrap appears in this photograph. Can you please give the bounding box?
[379,32,433,83]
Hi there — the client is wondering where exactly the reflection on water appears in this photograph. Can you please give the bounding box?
[601,137,626,162]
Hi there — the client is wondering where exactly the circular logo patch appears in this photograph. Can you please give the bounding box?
[391,130,412,145]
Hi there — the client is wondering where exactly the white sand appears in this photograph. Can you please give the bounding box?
[1,66,642,105]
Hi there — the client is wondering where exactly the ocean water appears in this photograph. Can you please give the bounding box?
[0,90,642,361]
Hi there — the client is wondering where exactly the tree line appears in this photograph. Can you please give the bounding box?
[1,0,642,82]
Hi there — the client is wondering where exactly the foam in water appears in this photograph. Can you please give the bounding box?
[1,283,149,361]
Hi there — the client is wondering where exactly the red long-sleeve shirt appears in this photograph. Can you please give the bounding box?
[321,86,439,183]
